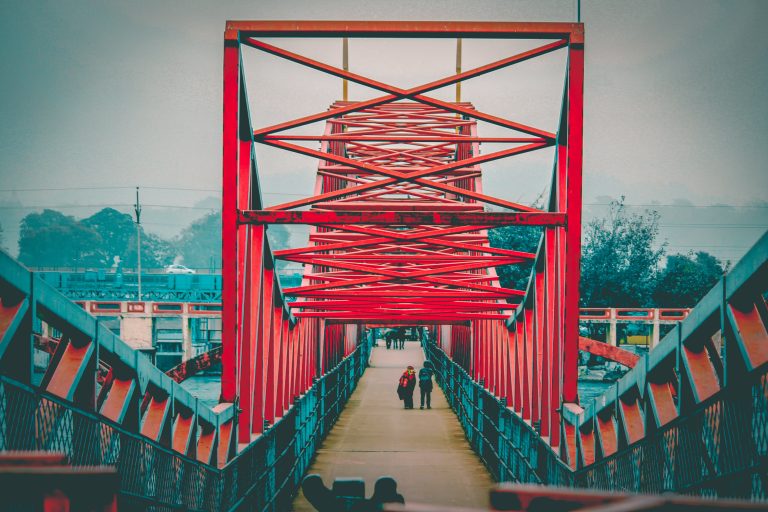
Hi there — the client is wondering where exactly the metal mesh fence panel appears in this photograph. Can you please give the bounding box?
[0,377,220,511]
[426,341,766,500]
[576,366,768,500]
[0,342,370,511]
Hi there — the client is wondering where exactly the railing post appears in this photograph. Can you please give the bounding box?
[476,379,484,454]
[318,377,326,438]
[293,394,303,487]
[499,397,507,481]
[449,358,455,408]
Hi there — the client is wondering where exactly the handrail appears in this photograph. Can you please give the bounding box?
[0,342,370,510]
[429,231,768,500]
[0,249,235,435]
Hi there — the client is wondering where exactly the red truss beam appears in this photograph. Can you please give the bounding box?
[245,100,549,311]
[222,21,583,453]
[240,210,565,226]
[578,337,640,369]
[225,20,584,40]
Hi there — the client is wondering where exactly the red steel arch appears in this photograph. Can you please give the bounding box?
[221,21,584,450]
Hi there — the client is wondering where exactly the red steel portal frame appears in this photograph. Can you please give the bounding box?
[221,21,584,451]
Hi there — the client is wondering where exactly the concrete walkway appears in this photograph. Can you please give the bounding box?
[292,341,493,510]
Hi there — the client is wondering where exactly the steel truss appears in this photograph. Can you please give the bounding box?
[0,250,237,468]
[223,21,584,452]
[0,19,761,506]
[430,233,768,500]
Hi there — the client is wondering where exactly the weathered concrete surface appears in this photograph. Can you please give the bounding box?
[292,342,493,511]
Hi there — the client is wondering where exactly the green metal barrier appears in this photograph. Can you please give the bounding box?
[0,341,370,511]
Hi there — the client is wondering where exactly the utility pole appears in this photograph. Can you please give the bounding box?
[456,38,462,104]
[342,37,349,101]
[134,187,142,301]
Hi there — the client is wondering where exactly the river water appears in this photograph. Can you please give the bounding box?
[180,374,221,408]
[181,373,615,411]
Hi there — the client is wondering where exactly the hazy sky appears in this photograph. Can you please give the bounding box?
[0,0,766,263]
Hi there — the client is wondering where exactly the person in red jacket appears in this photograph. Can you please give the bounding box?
[396,366,417,409]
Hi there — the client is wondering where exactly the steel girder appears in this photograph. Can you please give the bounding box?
[0,250,237,467]
[565,232,768,479]
[222,21,583,453]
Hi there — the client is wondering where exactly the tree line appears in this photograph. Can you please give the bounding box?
[15,208,290,271]
[12,201,726,308]
[16,208,215,269]
[489,199,727,309]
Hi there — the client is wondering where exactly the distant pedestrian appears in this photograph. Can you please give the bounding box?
[385,330,393,350]
[397,365,416,409]
[397,327,405,349]
[418,361,434,409]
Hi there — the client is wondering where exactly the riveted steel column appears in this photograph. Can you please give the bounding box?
[563,34,584,403]
[221,32,240,403]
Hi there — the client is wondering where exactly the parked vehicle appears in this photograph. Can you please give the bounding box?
[164,264,196,274]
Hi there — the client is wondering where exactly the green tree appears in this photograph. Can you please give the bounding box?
[129,231,176,269]
[653,251,726,307]
[176,211,221,269]
[267,224,291,251]
[487,225,542,292]
[81,208,137,266]
[18,208,176,269]
[580,198,665,307]
[18,209,103,267]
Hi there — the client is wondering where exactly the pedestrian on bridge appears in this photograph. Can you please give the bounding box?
[418,361,434,409]
[397,365,416,409]
[396,327,406,349]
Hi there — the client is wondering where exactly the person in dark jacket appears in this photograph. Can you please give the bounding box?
[418,361,434,409]
[397,366,416,409]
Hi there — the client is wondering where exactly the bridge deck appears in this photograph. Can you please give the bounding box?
[292,341,493,511]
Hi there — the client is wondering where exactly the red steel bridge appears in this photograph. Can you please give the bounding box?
[0,20,767,511]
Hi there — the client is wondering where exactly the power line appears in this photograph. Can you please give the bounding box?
[659,224,767,229]
[586,202,768,209]
[1,188,765,210]
[0,186,220,193]
[0,204,135,209]
[143,186,220,193]
[143,204,217,210]
[0,186,134,192]
[664,245,751,249]
[142,221,198,227]
[0,204,217,211]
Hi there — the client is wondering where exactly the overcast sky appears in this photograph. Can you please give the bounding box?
[0,0,766,263]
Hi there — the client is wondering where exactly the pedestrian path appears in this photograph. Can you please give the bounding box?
[292,341,494,510]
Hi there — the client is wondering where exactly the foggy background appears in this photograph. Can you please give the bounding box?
[1,0,766,265]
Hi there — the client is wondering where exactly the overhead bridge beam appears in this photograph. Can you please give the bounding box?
[239,210,567,226]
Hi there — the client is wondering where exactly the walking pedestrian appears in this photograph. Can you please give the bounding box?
[396,365,416,409]
[418,361,434,409]
[385,330,393,350]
